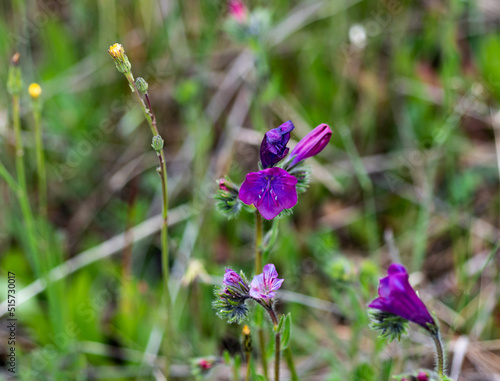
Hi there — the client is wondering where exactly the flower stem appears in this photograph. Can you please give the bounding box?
[266,307,280,381]
[255,211,263,274]
[258,328,268,380]
[431,332,446,377]
[32,97,47,217]
[11,94,42,277]
[274,331,281,381]
[123,71,170,375]
[245,350,251,381]
[12,95,26,196]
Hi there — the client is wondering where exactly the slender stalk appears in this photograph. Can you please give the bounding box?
[284,347,298,381]
[12,95,26,193]
[431,333,446,377]
[265,307,280,380]
[233,359,239,381]
[255,211,263,274]
[245,353,251,381]
[258,328,268,380]
[255,211,266,379]
[32,97,47,217]
[274,331,280,381]
[0,161,19,191]
[123,71,170,374]
[266,307,280,381]
[12,94,42,277]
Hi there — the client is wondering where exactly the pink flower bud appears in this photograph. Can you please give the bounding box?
[228,0,248,23]
[289,123,332,166]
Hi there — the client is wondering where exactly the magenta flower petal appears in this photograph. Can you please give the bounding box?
[368,263,435,330]
[239,167,298,220]
[260,120,295,168]
[289,123,332,166]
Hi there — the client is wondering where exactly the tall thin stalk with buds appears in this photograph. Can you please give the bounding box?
[108,43,171,375]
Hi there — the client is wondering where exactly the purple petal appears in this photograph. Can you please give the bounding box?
[388,263,407,275]
[240,167,298,220]
[266,291,276,299]
[239,172,268,206]
[378,276,391,298]
[263,264,278,280]
[257,168,297,220]
[249,287,261,299]
[270,278,284,291]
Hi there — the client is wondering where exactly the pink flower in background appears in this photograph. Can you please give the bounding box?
[228,0,248,23]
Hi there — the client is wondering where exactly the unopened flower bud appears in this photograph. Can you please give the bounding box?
[288,123,332,167]
[213,269,251,324]
[417,371,429,381]
[7,53,22,95]
[108,43,131,74]
[135,77,148,93]
[242,325,252,353]
[260,120,294,169]
[29,83,42,99]
[151,135,164,151]
[215,177,241,219]
[228,0,248,23]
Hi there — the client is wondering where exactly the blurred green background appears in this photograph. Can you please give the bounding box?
[1,0,500,380]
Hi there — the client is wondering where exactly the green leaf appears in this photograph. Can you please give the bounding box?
[281,313,292,349]
[277,314,285,333]
[223,350,231,365]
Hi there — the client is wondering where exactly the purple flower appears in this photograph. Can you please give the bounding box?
[260,120,295,169]
[239,167,298,220]
[369,264,436,330]
[223,268,249,296]
[250,264,284,302]
[289,123,332,166]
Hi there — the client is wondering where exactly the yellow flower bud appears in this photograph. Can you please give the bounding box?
[242,325,251,335]
[242,325,252,353]
[29,83,42,99]
[108,43,125,58]
[108,43,131,74]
